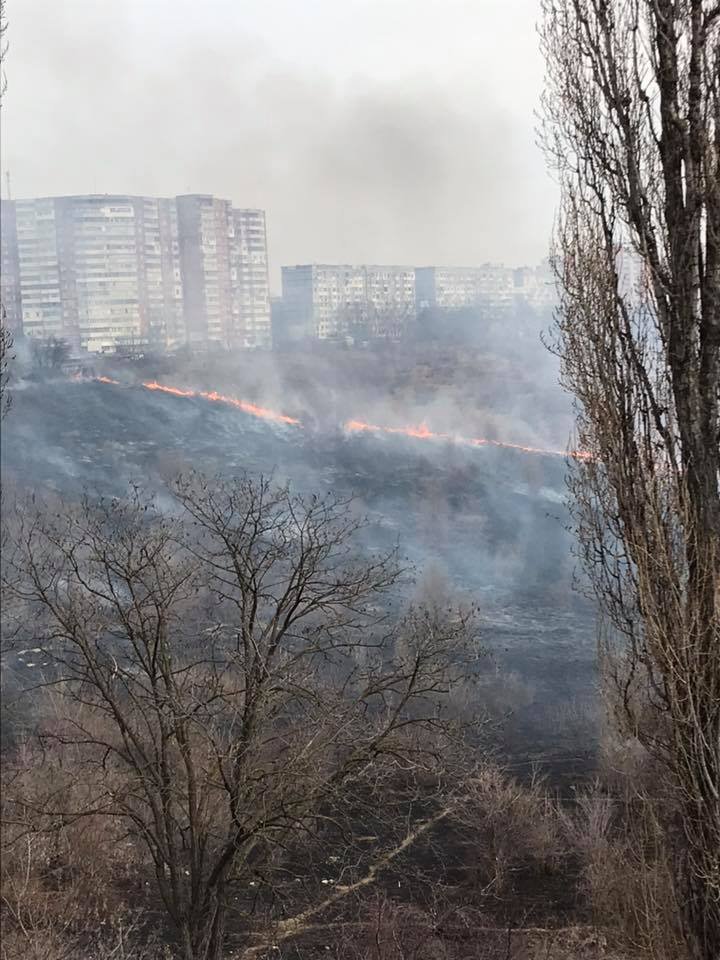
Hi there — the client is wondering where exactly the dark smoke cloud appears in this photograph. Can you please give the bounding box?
[3,0,556,289]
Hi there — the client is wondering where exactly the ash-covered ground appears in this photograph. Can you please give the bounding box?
[1,373,598,769]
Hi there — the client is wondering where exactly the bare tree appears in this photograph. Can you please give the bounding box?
[0,0,12,422]
[0,308,12,422]
[540,3,719,958]
[0,0,8,106]
[338,303,416,344]
[4,475,482,960]
[29,336,70,377]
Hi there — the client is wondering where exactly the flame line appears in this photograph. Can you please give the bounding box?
[140,380,300,425]
[74,376,590,461]
[343,418,592,461]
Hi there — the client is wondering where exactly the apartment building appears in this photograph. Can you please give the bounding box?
[280,264,416,340]
[176,194,233,347]
[281,265,360,340]
[69,195,184,353]
[176,196,271,349]
[0,200,23,332]
[156,198,186,348]
[512,260,558,312]
[415,264,516,315]
[8,195,184,353]
[4,193,270,354]
[231,208,271,349]
[364,265,416,336]
[12,197,66,342]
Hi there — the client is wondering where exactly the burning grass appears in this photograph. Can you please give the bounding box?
[80,377,590,460]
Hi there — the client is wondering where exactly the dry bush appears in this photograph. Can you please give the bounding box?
[0,920,166,960]
[459,766,565,901]
[0,921,169,960]
[1,730,150,957]
[4,729,641,959]
[324,896,454,960]
[560,779,683,960]
[544,696,600,745]
[310,900,617,960]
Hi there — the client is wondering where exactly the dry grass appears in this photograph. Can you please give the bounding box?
[0,722,685,960]
[558,777,683,960]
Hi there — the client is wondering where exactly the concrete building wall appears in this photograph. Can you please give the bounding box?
[364,265,416,312]
[12,195,186,353]
[176,194,234,347]
[157,198,185,348]
[512,261,557,312]
[280,264,416,340]
[317,265,365,338]
[231,208,271,349]
[8,193,271,354]
[415,264,515,315]
[281,265,364,339]
[14,198,66,343]
[279,265,316,340]
[69,196,144,352]
[414,266,436,311]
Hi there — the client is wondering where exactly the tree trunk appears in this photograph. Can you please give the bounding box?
[180,890,227,960]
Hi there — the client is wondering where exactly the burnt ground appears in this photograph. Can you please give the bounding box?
[1,375,598,767]
[0,372,606,956]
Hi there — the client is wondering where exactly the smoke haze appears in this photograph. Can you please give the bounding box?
[3,0,556,288]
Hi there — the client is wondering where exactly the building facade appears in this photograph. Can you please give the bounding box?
[12,197,66,343]
[3,193,270,354]
[8,195,184,353]
[512,260,558,312]
[156,198,186,348]
[280,264,416,340]
[67,195,182,353]
[176,194,234,347]
[416,262,559,317]
[231,208,272,349]
[415,264,516,315]
[176,196,272,350]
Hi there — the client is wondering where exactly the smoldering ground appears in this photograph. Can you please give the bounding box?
[0,360,597,765]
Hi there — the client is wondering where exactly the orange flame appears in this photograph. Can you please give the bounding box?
[344,418,593,462]
[143,381,194,398]
[141,381,300,426]
[71,373,120,385]
[75,376,592,460]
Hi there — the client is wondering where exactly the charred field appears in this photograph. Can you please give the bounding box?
[1,374,598,771]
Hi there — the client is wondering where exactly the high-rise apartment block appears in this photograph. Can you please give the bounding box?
[9,195,183,352]
[0,193,270,353]
[511,260,558,312]
[176,195,234,347]
[280,264,416,340]
[415,264,517,314]
[231,208,272,349]
[174,197,271,349]
[416,262,558,315]
[156,198,186,348]
[11,198,65,342]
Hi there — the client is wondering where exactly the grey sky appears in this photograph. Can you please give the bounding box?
[3,0,556,287]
